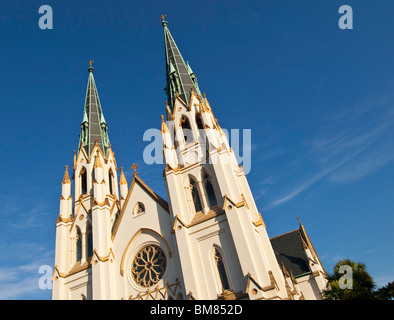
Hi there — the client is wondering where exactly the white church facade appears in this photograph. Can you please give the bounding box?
[52,19,327,300]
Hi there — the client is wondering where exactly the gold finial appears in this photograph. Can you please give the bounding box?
[161,115,169,133]
[119,167,128,185]
[62,165,71,185]
[160,14,167,22]
[131,163,139,176]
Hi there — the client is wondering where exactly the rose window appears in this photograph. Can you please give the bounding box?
[131,245,167,287]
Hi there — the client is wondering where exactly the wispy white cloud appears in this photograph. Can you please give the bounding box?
[265,93,394,209]
[0,277,41,300]
[0,253,53,300]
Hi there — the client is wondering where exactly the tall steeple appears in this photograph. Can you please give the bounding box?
[78,61,110,158]
[162,17,202,111]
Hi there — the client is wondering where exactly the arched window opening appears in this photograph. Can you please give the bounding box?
[196,113,204,130]
[108,170,114,195]
[214,248,230,291]
[203,172,217,208]
[180,116,193,144]
[134,202,146,216]
[76,227,82,262]
[80,168,87,195]
[86,223,93,258]
[190,178,202,213]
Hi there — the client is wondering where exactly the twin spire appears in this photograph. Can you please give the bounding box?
[76,18,201,158]
[162,17,203,111]
[78,63,110,159]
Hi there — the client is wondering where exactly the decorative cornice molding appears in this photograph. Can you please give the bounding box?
[92,197,110,208]
[90,248,115,264]
[252,213,266,228]
[56,214,73,224]
[222,194,246,211]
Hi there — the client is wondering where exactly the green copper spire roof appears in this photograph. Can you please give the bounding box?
[162,19,202,111]
[78,64,110,158]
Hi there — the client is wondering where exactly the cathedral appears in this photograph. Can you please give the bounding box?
[52,19,327,300]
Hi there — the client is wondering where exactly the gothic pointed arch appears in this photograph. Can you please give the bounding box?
[79,167,88,196]
[212,246,231,291]
[189,176,202,214]
[196,113,204,130]
[202,170,218,208]
[86,221,93,259]
[108,168,114,195]
[179,115,193,144]
[76,226,83,262]
[133,202,146,216]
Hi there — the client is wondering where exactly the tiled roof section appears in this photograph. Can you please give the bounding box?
[270,229,311,277]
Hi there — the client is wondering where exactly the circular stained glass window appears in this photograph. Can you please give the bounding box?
[131,245,167,287]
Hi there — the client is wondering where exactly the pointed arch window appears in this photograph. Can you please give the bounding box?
[190,178,202,213]
[213,248,230,291]
[80,167,87,195]
[203,172,217,208]
[180,116,193,144]
[196,113,204,130]
[76,227,82,262]
[133,202,146,216]
[108,170,114,195]
[86,222,93,259]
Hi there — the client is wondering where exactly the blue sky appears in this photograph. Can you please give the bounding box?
[0,0,393,299]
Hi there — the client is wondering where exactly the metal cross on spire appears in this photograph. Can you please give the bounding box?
[161,14,167,27]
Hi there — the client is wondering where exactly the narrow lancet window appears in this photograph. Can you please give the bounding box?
[203,173,217,207]
[214,248,230,291]
[108,170,113,195]
[86,223,93,258]
[196,113,204,130]
[190,178,202,213]
[180,116,193,143]
[80,168,87,195]
[76,227,82,262]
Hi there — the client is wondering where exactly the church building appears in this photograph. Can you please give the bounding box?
[52,19,327,300]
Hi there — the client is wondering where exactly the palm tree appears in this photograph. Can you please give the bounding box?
[374,281,394,300]
[323,259,375,300]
